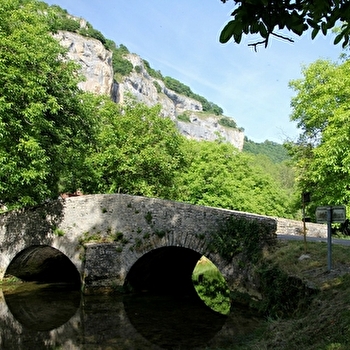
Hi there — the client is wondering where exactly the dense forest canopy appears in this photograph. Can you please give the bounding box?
[243,138,290,163]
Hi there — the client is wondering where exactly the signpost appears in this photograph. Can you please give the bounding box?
[302,192,311,252]
[316,205,346,271]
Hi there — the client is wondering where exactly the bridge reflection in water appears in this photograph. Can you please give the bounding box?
[0,284,262,350]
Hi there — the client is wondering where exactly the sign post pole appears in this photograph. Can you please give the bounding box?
[327,207,332,271]
[316,205,346,272]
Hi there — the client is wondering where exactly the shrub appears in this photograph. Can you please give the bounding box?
[143,60,163,79]
[218,117,237,129]
[153,80,162,93]
[113,56,133,76]
[57,17,80,32]
[176,113,191,122]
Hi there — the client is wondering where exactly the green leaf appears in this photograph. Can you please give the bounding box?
[307,19,318,29]
[234,32,242,44]
[311,27,320,39]
[259,22,268,38]
[219,20,236,43]
[334,33,343,45]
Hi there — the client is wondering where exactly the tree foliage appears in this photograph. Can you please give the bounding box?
[82,98,186,198]
[243,138,290,163]
[220,0,350,50]
[112,45,133,78]
[192,257,231,315]
[287,59,350,214]
[0,0,96,208]
[218,116,237,129]
[172,139,295,217]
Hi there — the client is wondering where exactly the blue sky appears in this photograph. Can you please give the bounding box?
[45,0,343,143]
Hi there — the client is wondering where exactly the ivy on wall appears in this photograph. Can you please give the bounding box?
[208,216,274,263]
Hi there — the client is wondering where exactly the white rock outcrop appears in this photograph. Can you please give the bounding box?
[54,31,114,96]
[176,114,245,148]
[55,31,244,150]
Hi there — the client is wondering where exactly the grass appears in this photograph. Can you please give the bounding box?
[238,240,350,350]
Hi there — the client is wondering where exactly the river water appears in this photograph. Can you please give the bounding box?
[0,283,262,349]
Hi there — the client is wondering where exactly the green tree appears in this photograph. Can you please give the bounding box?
[83,98,186,198]
[173,139,295,217]
[287,59,350,213]
[220,0,350,49]
[0,0,96,208]
[243,138,290,163]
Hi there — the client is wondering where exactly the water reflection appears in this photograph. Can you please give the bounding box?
[4,283,80,331]
[0,284,262,349]
[124,294,226,349]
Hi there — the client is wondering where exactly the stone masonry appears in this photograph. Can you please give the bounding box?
[0,194,327,295]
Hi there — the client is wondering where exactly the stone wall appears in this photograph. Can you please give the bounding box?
[276,217,327,238]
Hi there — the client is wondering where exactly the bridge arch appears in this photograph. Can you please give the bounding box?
[5,245,81,285]
[124,246,202,295]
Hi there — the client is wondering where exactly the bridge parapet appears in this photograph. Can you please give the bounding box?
[275,217,327,238]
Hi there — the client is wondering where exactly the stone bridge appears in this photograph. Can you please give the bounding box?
[0,194,326,296]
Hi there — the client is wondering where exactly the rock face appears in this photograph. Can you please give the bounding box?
[54,31,114,96]
[115,53,202,121]
[55,31,244,150]
[176,113,245,146]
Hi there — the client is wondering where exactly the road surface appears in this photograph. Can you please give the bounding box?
[277,234,350,246]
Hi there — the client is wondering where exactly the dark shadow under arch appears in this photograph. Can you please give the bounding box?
[124,246,202,296]
[5,245,80,285]
[123,246,227,348]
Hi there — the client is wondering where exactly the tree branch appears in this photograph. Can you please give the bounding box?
[248,31,294,51]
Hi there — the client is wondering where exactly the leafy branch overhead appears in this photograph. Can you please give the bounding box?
[220,0,350,50]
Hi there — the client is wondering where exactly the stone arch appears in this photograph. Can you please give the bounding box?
[5,245,81,285]
[83,234,232,295]
[124,246,202,295]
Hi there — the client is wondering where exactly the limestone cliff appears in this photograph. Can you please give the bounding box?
[55,31,244,150]
[54,31,114,96]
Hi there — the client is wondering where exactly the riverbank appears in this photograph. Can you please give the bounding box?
[238,239,350,350]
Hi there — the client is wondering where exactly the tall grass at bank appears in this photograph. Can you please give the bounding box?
[239,240,350,350]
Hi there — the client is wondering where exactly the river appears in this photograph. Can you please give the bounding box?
[0,283,262,349]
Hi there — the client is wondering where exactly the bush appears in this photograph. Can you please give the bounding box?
[176,113,191,122]
[164,77,223,115]
[112,56,133,76]
[143,60,163,80]
[153,80,162,93]
[79,26,107,45]
[57,17,80,32]
[218,117,237,129]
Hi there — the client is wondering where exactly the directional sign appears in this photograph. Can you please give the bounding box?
[332,206,347,223]
[315,206,346,224]
[315,205,346,271]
